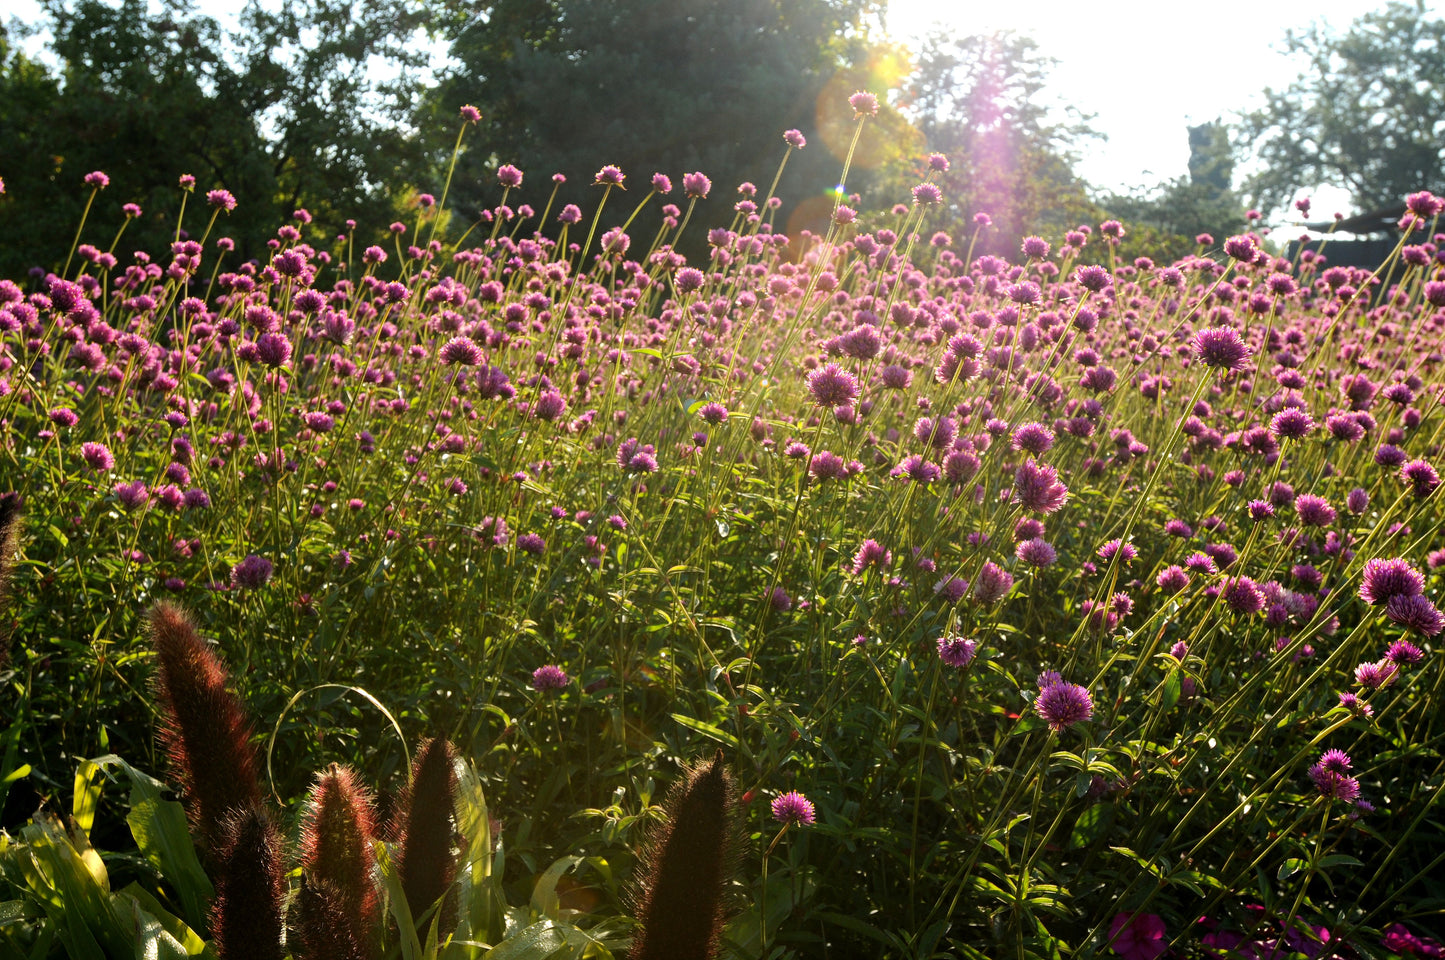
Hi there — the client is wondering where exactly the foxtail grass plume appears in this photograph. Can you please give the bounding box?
[631,750,737,960]
[392,738,460,934]
[211,806,285,960]
[291,764,380,960]
[0,493,21,671]
[148,602,261,852]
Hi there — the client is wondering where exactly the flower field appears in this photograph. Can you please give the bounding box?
[2,100,1445,958]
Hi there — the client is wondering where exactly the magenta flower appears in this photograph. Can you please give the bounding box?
[531,665,568,691]
[459,104,482,123]
[440,336,483,366]
[806,363,859,407]
[593,165,625,187]
[1014,460,1068,515]
[231,554,273,590]
[1359,558,1424,605]
[1107,912,1167,960]
[682,171,711,198]
[1192,327,1250,371]
[206,189,237,212]
[1035,681,1093,732]
[936,636,978,668]
[80,442,115,472]
[771,790,815,825]
[783,129,806,149]
[848,90,879,117]
[496,163,523,188]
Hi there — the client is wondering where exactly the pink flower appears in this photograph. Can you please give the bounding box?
[1108,912,1167,960]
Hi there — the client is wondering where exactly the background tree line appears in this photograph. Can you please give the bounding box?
[1,0,1440,277]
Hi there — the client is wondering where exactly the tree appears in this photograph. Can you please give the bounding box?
[433,0,907,256]
[887,30,1097,258]
[1241,1,1445,216]
[1097,121,1244,263]
[0,0,440,275]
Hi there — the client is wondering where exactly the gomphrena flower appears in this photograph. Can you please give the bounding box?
[290,765,379,960]
[211,806,285,960]
[440,335,483,366]
[80,441,115,472]
[1385,594,1445,636]
[1016,537,1057,567]
[1308,749,1360,803]
[496,163,523,188]
[783,128,806,149]
[1035,679,1093,732]
[531,664,568,691]
[631,751,737,960]
[1192,327,1251,372]
[231,554,274,590]
[0,493,22,672]
[849,539,891,576]
[806,363,859,407]
[1358,557,1424,605]
[848,90,879,117]
[148,602,262,852]
[1013,459,1068,514]
[682,171,712,198]
[771,790,816,826]
[1400,458,1441,498]
[391,738,460,934]
[458,104,481,124]
[593,165,625,187]
[937,636,978,668]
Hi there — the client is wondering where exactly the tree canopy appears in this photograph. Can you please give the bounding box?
[1241,0,1445,216]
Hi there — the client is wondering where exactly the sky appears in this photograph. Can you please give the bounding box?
[8,0,1435,229]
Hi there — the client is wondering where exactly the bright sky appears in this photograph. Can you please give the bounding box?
[884,0,1439,223]
[8,0,1435,226]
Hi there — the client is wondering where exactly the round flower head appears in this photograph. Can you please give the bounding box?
[1192,327,1251,371]
[1270,408,1314,440]
[1016,537,1057,567]
[1035,681,1093,732]
[783,128,807,149]
[848,90,879,117]
[1223,234,1257,261]
[833,205,857,226]
[1385,639,1425,666]
[1021,236,1050,259]
[971,562,1013,604]
[912,183,943,205]
[849,539,892,576]
[1385,594,1445,636]
[459,104,482,123]
[531,665,568,691]
[1013,459,1068,515]
[771,790,816,825]
[1221,576,1265,615]
[1097,539,1137,565]
[1354,659,1397,689]
[806,363,859,407]
[231,554,274,590]
[206,189,237,212]
[83,170,110,189]
[1359,557,1424,605]
[682,171,711,198]
[593,165,625,187]
[937,636,978,668]
[440,336,483,366]
[1075,265,1110,292]
[1294,494,1336,527]
[81,442,115,472]
[1401,458,1441,498]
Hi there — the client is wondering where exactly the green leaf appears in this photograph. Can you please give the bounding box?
[1069,803,1114,849]
[1160,669,1181,711]
[1277,858,1308,882]
[670,713,741,751]
[1318,854,1363,869]
[483,919,594,960]
[530,856,583,921]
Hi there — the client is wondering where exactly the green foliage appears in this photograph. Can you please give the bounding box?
[0,0,440,275]
[433,0,904,254]
[1240,1,1445,214]
[886,30,1098,257]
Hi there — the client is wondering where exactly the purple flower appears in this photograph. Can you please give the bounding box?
[115,480,149,510]
[1107,912,1167,960]
[1097,539,1137,565]
[1308,751,1361,804]
[1035,681,1093,732]
[1401,459,1441,498]
[682,171,711,198]
[531,665,568,691]
[1385,594,1445,636]
[850,539,892,576]
[459,104,482,123]
[206,189,237,212]
[1354,659,1397,689]
[1346,487,1369,514]
[1359,557,1424,605]
[1221,576,1265,615]
[971,561,1013,604]
[848,90,879,117]
[1156,566,1190,593]
[1385,639,1425,665]
[1014,460,1068,515]
[911,183,943,205]
[231,554,273,590]
[593,165,625,187]
[81,442,115,472]
[1192,327,1251,371]
[937,636,978,668]
[1075,265,1111,292]
[533,390,568,422]
[675,267,705,293]
[496,163,523,188]
[517,533,546,555]
[1223,234,1257,261]
[1012,423,1054,455]
[441,336,483,365]
[806,363,859,407]
[1270,408,1314,440]
[254,331,292,368]
[771,790,816,825]
[783,129,806,149]
[1294,494,1337,527]
[1016,538,1057,567]
[83,170,110,189]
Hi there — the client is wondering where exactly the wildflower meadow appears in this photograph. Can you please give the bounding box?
[2,96,1445,959]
